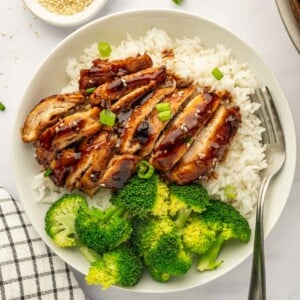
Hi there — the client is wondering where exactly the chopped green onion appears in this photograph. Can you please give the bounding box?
[158,110,172,122]
[173,0,183,4]
[156,102,172,121]
[0,102,6,111]
[224,185,237,200]
[183,136,193,144]
[97,41,112,58]
[85,87,96,94]
[44,168,52,177]
[211,67,224,80]
[138,160,155,179]
[100,109,116,127]
[156,102,171,113]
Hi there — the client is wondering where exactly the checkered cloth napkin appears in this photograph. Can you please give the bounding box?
[0,186,88,300]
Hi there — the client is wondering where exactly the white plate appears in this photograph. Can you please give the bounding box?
[12,9,296,293]
[23,0,108,27]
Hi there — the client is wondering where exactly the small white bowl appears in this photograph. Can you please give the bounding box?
[23,0,108,27]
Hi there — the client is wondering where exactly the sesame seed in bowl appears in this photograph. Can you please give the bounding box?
[23,0,108,27]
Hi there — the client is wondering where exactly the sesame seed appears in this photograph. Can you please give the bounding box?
[226,115,235,122]
[198,153,205,159]
[37,0,93,16]
[121,78,128,87]
[180,124,188,133]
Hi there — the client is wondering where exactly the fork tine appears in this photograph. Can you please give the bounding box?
[252,86,285,147]
[258,88,276,144]
[253,89,272,144]
[261,86,284,145]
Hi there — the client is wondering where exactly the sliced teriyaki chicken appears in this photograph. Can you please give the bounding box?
[35,107,101,164]
[76,132,117,196]
[149,91,222,172]
[167,105,241,184]
[119,84,176,154]
[65,149,94,191]
[90,66,167,106]
[22,92,85,142]
[79,53,153,90]
[49,148,82,187]
[49,132,116,190]
[110,81,156,113]
[137,85,197,157]
[100,154,141,189]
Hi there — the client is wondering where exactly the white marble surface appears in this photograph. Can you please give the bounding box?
[0,0,299,299]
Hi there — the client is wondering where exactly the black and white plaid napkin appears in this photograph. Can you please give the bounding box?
[0,186,88,300]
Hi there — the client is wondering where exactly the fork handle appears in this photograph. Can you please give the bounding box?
[248,176,271,300]
[248,215,266,300]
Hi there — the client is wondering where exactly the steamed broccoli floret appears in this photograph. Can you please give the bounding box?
[195,199,251,272]
[182,217,217,255]
[144,234,192,282]
[45,194,87,247]
[132,217,192,282]
[75,205,132,253]
[132,217,175,256]
[169,183,210,215]
[169,184,210,227]
[85,245,143,290]
[111,173,169,218]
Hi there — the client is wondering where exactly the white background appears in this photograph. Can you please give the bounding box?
[0,1,299,299]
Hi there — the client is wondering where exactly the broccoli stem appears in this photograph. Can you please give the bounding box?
[79,245,102,263]
[175,208,192,229]
[197,233,225,272]
[102,205,126,222]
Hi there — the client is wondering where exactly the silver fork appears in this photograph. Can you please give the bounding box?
[248,86,286,300]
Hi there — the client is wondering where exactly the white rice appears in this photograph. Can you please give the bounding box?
[34,28,266,216]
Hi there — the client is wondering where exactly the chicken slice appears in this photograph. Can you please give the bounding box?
[76,132,117,196]
[168,105,241,184]
[119,84,176,154]
[111,81,156,113]
[65,150,93,191]
[22,92,85,142]
[79,53,153,90]
[137,85,197,157]
[35,107,101,164]
[90,66,167,106]
[49,149,82,187]
[149,91,221,172]
[100,154,141,190]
